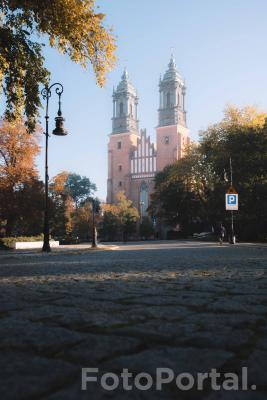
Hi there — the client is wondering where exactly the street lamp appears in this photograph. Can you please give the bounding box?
[41,83,67,252]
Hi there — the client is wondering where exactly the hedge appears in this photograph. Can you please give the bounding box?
[0,234,44,249]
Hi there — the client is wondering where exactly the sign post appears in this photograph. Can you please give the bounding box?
[225,186,238,244]
[225,192,238,211]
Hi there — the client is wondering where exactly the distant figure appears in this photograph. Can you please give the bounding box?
[218,224,227,245]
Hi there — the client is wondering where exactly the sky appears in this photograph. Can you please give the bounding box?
[36,0,267,200]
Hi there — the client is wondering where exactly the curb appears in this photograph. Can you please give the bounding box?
[0,244,119,258]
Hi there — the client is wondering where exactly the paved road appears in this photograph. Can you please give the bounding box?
[0,241,267,399]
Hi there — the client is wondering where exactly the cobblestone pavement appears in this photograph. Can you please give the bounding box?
[0,241,267,400]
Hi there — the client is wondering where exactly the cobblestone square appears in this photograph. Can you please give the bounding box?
[0,241,267,399]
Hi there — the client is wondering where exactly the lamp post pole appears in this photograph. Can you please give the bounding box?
[91,199,97,248]
[229,157,235,244]
[43,90,50,252]
[41,83,67,252]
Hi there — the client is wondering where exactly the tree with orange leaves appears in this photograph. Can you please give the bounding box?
[0,119,41,235]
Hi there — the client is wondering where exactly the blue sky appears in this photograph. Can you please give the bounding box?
[37,0,267,200]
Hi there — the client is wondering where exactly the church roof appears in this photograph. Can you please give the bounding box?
[162,55,183,84]
[114,68,137,96]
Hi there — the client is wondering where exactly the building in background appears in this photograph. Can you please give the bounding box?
[107,56,191,218]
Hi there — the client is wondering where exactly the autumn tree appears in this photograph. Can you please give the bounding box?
[49,171,74,238]
[101,191,139,241]
[49,171,97,240]
[150,106,267,241]
[71,200,94,241]
[0,119,41,235]
[10,179,44,236]
[200,106,267,240]
[0,0,116,131]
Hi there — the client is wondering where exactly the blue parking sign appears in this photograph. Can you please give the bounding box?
[225,193,238,210]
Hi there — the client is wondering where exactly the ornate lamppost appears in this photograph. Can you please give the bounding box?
[42,83,67,252]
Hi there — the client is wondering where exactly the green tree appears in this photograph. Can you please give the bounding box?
[139,217,154,240]
[65,173,96,207]
[149,145,214,235]
[0,0,116,131]
[99,210,118,241]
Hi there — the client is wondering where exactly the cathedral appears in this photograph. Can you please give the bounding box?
[107,55,191,217]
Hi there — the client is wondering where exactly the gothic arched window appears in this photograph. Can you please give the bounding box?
[130,104,133,116]
[119,102,123,116]
[166,92,170,107]
[140,182,148,217]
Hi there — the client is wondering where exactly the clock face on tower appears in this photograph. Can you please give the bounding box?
[164,136,170,144]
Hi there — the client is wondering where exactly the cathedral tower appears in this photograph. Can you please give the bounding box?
[156,56,190,171]
[107,70,140,204]
[112,69,139,134]
[107,57,191,219]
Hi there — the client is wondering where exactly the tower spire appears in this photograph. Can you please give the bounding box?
[158,55,186,127]
[122,67,129,81]
[111,69,139,134]
[169,53,176,68]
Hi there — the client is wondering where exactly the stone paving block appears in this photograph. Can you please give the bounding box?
[206,390,266,399]
[64,334,142,365]
[0,316,83,354]
[0,351,76,400]
[103,346,234,377]
[114,320,198,343]
[185,312,265,329]
[184,328,253,351]
[126,305,191,322]
[45,381,174,400]
[240,349,267,387]
[122,292,214,308]
[207,298,267,315]
[13,305,136,330]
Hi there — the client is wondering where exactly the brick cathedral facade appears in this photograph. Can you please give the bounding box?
[107,56,191,217]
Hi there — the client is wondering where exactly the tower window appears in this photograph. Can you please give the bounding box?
[165,136,169,144]
[118,181,122,187]
[117,141,122,149]
[119,102,123,116]
[118,165,122,171]
[130,104,133,117]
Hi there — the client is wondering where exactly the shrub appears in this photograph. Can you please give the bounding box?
[0,234,44,249]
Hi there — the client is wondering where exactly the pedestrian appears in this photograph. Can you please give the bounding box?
[218,223,226,245]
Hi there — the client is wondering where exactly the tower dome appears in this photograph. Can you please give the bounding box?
[161,55,183,84]
[115,68,137,97]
